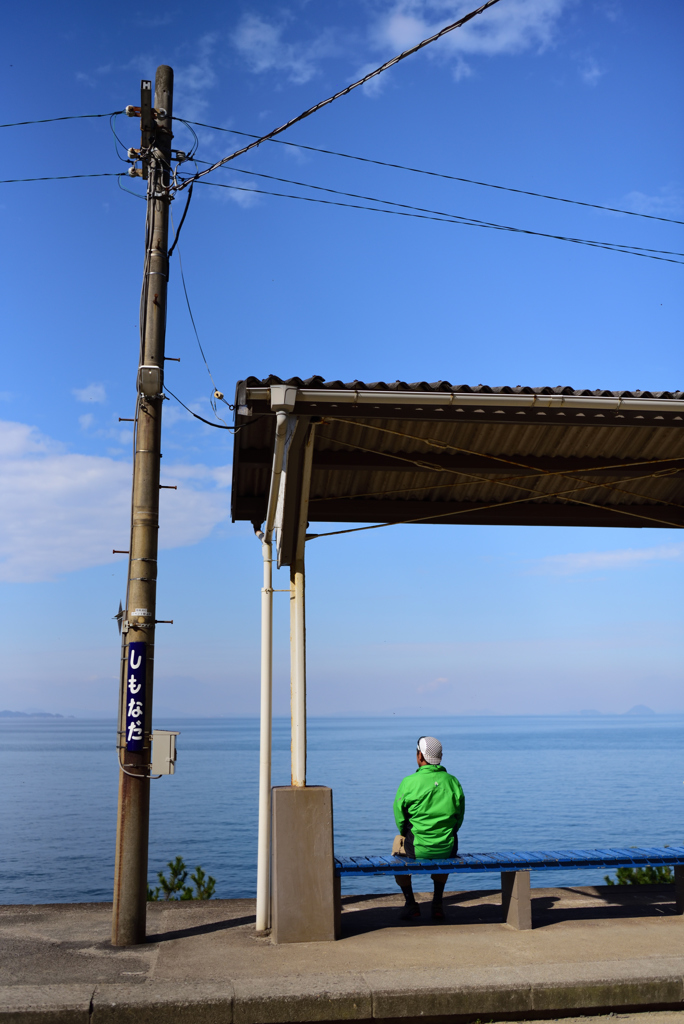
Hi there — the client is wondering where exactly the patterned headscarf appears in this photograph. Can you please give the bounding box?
[417,736,443,764]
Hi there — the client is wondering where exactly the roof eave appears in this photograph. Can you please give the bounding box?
[242,386,684,415]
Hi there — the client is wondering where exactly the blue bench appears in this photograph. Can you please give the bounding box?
[334,846,684,929]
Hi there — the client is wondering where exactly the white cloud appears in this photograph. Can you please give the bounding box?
[229,2,568,100]
[596,0,621,22]
[79,413,94,431]
[0,421,58,457]
[451,55,473,81]
[371,0,569,60]
[533,543,684,576]
[73,383,106,404]
[207,178,261,208]
[0,420,231,583]
[174,33,218,121]
[619,186,684,219]
[232,14,337,85]
[578,55,604,86]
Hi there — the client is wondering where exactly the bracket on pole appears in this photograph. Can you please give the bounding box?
[140,80,153,179]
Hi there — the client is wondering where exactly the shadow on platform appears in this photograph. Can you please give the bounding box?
[338,884,678,937]
[147,913,257,943]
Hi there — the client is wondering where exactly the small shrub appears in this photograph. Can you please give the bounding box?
[187,865,216,900]
[147,856,217,900]
[604,865,674,886]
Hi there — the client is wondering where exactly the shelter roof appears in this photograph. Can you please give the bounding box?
[231,376,684,541]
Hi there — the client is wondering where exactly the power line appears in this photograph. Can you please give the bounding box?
[0,172,122,183]
[164,386,236,429]
[0,111,124,128]
[169,202,232,426]
[183,120,684,227]
[175,0,502,191]
[201,164,684,258]
[110,112,134,165]
[194,179,684,265]
[168,182,194,258]
[2,165,678,262]
[5,102,679,228]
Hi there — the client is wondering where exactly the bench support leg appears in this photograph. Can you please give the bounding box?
[675,865,684,915]
[501,870,531,929]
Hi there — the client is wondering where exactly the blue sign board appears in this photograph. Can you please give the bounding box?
[126,641,146,752]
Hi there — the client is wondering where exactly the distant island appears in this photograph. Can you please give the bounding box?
[579,705,656,717]
[0,710,65,718]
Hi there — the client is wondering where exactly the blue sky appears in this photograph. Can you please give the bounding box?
[1,0,682,717]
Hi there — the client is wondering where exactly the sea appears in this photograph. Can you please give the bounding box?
[1,715,683,904]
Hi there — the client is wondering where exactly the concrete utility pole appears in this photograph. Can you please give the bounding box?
[112,65,174,947]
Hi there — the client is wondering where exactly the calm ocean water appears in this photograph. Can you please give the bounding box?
[1,715,683,903]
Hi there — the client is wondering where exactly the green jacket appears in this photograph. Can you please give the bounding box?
[393,764,465,859]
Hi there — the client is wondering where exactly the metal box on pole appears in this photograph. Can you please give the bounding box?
[151,730,179,775]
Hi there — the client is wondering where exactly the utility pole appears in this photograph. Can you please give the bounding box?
[112,65,174,947]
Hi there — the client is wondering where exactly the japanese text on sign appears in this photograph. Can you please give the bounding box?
[126,641,146,752]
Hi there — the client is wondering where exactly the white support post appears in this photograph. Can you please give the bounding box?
[290,423,316,788]
[255,536,273,932]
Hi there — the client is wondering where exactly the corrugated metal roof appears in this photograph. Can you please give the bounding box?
[238,375,684,400]
[231,377,684,532]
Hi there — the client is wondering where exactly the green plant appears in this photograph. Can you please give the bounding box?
[604,865,674,885]
[187,864,216,900]
[147,856,217,900]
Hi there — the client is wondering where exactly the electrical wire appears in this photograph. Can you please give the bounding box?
[194,179,684,266]
[163,386,241,429]
[199,165,684,259]
[175,0,502,191]
[5,102,677,228]
[3,166,673,263]
[169,205,231,425]
[174,117,200,161]
[110,112,133,164]
[0,111,124,128]
[3,100,677,228]
[182,121,684,228]
[167,182,193,258]
[117,174,147,199]
[0,172,122,183]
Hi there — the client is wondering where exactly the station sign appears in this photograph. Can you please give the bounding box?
[126,642,146,752]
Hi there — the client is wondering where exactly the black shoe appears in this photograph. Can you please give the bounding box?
[431,901,446,921]
[399,902,421,921]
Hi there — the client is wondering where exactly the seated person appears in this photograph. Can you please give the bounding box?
[392,735,465,920]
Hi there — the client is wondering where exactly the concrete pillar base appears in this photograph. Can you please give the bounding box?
[501,870,532,929]
[272,786,338,943]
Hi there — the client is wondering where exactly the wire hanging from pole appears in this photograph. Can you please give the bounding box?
[193,179,684,266]
[195,166,684,259]
[180,120,684,227]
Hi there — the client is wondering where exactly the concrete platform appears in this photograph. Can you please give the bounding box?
[1,885,683,1022]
